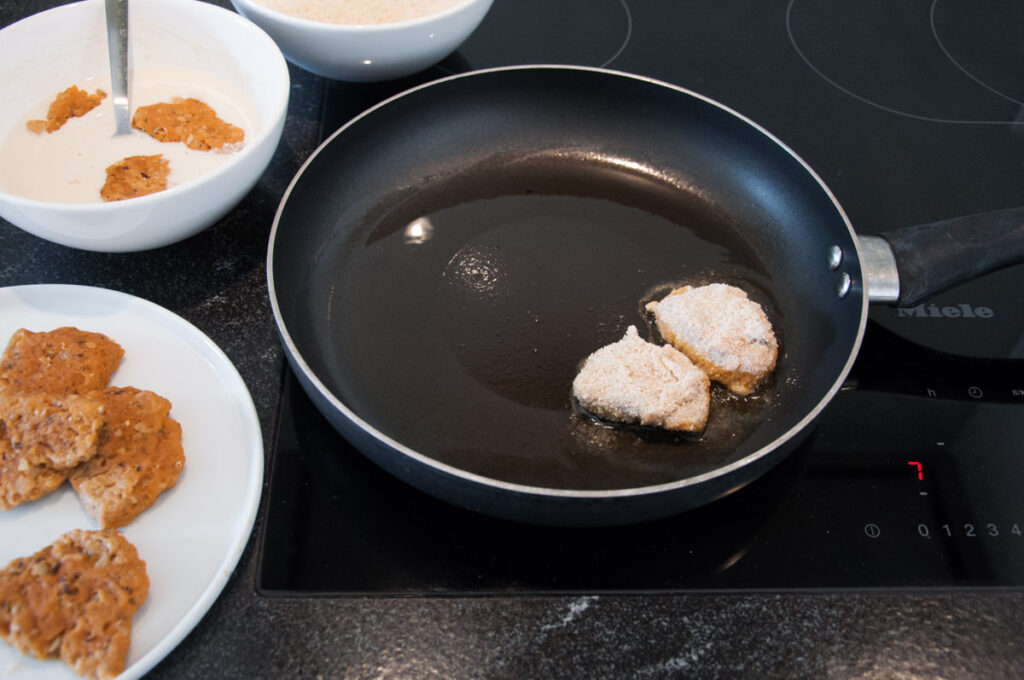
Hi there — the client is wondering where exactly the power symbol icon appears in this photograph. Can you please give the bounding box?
[864,523,881,539]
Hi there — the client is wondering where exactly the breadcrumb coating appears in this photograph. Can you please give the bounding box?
[572,326,710,432]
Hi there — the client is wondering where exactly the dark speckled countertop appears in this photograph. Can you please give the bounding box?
[2,1,1024,678]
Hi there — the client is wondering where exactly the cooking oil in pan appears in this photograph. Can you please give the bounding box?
[327,190,783,491]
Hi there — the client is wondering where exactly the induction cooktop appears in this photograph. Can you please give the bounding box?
[256,0,1024,595]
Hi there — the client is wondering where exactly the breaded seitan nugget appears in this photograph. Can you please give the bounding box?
[646,283,778,396]
[0,529,149,680]
[69,386,184,529]
[0,327,124,396]
[573,326,710,433]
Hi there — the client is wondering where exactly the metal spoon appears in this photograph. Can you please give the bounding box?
[104,0,131,135]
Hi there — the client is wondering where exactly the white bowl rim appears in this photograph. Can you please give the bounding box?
[232,0,485,33]
[0,0,290,212]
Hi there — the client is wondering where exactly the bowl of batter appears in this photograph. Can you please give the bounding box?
[0,0,289,252]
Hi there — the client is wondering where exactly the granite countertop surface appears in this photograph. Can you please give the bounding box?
[2,1,1024,678]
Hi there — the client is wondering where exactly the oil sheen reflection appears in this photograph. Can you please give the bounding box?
[403,216,435,244]
[441,243,506,302]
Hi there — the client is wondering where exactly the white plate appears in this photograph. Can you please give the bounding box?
[0,284,264,679]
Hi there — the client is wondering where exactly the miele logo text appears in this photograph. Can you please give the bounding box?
[897,303,994,319]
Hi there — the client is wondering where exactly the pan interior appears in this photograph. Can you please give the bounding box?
[273,68,863,492]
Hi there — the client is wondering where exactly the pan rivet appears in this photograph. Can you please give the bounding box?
[828,245,843,270]
[837,272,852,298]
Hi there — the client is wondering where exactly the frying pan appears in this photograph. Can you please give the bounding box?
[268,66,1024,527]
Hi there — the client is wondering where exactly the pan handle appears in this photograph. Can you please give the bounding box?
[864,206,1024,307]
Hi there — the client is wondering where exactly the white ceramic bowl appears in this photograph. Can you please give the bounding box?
[0,0,289,252]
[229,0,493,82]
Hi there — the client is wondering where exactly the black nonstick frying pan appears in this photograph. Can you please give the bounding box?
[268,66,1024,527]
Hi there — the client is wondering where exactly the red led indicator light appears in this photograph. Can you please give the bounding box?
[908,461,923,481]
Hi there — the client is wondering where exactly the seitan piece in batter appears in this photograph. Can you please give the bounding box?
[100,154,170,202]
[646,283,778,396]
[69,386,184,529]
[572,325,710,433]
[0,528,149,680]
[0,327,124,396]
[25,85,107,134]
[131,97,244,151]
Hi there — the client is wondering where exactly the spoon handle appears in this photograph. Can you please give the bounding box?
[105,0,130,135]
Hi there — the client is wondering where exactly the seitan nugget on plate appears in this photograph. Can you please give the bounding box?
[0,392,105,470]
[69,386,184,529]
[0,529,149,680]
[0,437,67,510]
[0,327,124,396]
[0,392,107,510]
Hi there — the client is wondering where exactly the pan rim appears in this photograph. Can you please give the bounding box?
[267,63,869,500]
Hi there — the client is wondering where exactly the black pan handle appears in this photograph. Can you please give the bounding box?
[872,206,1024,307]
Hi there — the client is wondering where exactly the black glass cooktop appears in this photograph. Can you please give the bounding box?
[257,0,1024,595]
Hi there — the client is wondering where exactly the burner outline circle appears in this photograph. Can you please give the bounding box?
[928,0,1024,108]
[438,0,632,74]
[785,0,1024,126]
